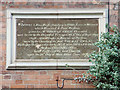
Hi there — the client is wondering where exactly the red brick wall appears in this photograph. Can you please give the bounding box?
[0,0,119,89]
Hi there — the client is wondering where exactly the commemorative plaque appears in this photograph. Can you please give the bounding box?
[6,9,107,69]
[16,18,99,60]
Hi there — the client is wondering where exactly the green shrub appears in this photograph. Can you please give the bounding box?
[88,25,120,89]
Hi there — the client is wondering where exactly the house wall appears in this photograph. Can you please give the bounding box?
[0,0,119,89]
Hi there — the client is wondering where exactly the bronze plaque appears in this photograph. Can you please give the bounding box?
[16,18,99,59]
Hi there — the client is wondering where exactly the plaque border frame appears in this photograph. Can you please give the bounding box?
[6,9,108,69]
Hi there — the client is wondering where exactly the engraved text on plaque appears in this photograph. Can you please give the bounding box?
[16,19,99,60]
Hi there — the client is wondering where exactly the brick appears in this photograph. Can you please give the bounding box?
[26,85,34,88]
[53,2,67,5]
[64,85,76,88]
[2,40,6,45]
[0,61,2,65]
[53,74,60,81]
[0,6,2,11]
[2,85,9,88]
[2,46,6,51]
[62,70,72,75]
[24,80,39,84]
[56,70,63,73]
[2,71,15,75]
[6,71,15,74]
[3,75,11,79]
[39,80,47,84]
[2,80,14,84]
[16,72,23,74]
[52,71,63,79]
[40,71,47,75]
[68,1,78,5]
[34,85,51,88]
[47,80,56,84]
[0,66,2,71]
[0,29,6,34]
[1,33,6,41]
[24,71,39,75]
[11,85,26,88]
[1,65,6,71]
[1,61,6,66]
[12,75,22,80]
[19,5,34,8]
[0,11,4,17]
[0,79,2,86]
[60,75,74,79]
[9,6,20,8]
[36,75,50,80]
[48,70,57,74]
[72,71,80,74]
[53,5,64,8]
[2,17,6,22]
[14,0,28,5]
[42,5,54,8]
[0,67,2,71]
[64,80,72,85]
[2,71,9,74]
[15,2,28,5]
[44,1,54,5]
[22,75,36,80]
[2,23,6,28]
[15,80,23,84]
[49,85,57,88]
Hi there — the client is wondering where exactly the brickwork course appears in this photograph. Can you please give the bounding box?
[0,0,119,89]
